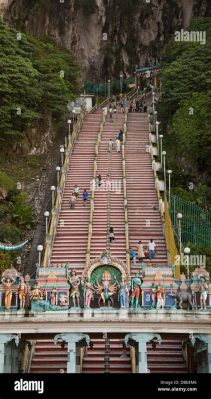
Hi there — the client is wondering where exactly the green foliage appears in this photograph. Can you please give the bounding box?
[0,223,21,243]
[8,192,36,229]
[0,18,79,147]
[159,17,211,206]
[0,171,15,192]
[0,251,17,274]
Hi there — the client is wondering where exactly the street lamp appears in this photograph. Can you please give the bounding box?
[159,135,163,167]
[120,74,123,94]
[37,245,43,268]
[155,121,160,153]
[50,186,56,208]
[162,151,166,192]
[60,146,65,165]
[67,119,72,136]
[108,79,111,99]
[167,169,172,207]
[152,91,155,114]
[177,213,183,260]
[56,166,61,185]
[44,211,50,235]
[153,110,157,132]
[184,247,191,279]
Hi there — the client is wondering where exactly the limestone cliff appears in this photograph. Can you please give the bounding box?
[3,0,211,80]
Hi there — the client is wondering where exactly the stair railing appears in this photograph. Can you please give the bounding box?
[148,114,179,273]
[122,112,130,271]
[43,109,86,267]
[86,114,106,265]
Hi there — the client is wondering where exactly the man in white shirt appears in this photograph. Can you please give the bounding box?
[148,239,156,259]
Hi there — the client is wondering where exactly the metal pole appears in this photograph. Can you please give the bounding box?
[52,190,55,208]
[160,137,163,167]
[45,217,48,235]
[187,255,190,279]
[168,173,171,207]
[39,252,41,268]
[163,155,166,192]
[179,219,182,259]
[156,123,159,153]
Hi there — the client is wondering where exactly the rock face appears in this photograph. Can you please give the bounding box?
[3,0,211,79]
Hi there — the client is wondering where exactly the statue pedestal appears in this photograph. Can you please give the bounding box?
[83,308,93,319]
[17,309,25,317]
[119,308,128,319]
[68,307,81,317]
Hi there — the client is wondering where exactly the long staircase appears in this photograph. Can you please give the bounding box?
[125,112,168,276]
[50,111,102,276]
[90,113,126,262]
[30,107,187,375]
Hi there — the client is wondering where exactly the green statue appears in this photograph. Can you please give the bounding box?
[130,273,142,308]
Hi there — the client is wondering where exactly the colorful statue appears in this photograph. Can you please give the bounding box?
[151,283,157,308]
[82,278,94,308]
[94,270,118,307]
[199,277,208,310]
[69,270,80,307]
[50,288,57,306]
[155,285,165,309]
[3,278,14,310]
[30,284,43,301]
[18,277,27,309]
[59,294,68,306]
[130,273,142,308]
[118,276,129,308]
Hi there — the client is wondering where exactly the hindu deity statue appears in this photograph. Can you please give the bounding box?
[50,288,57,306]
[94,270,118,307]
[118,276,129,308]
[30,284,43,301]
[18,277,27,309]
[155,284,165,309]
[3,278,14,310]
[69,270,80,307]
[130,273,142,308]
[199,277,208,310]
[82,277,94,308]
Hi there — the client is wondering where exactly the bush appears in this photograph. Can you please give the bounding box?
[0,223,21,243]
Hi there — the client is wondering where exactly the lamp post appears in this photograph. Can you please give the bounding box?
[60,146,65,165]
[108,79,111,99]
[50,185,56,208]
[120,74,123,94]
[167,169,172,207]
[153,110,157,133]
[56,166,61,185]
[44,211,50,235]
[67,119,72,137]
[155,121,160,153]
[184,247,191,279]
[177,213,183,260]
[162,151,166,192]
[159,135,163,167]
[37,245,43,268]
[152,91,155,114]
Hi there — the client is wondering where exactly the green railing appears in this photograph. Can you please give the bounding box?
[170,194,211,247]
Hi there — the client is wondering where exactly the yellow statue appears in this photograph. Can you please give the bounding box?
[4,278,13,310]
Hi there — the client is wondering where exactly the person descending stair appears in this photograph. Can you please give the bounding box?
[73,184,80,198]
[116,137,121,153]
[109,226,115,243]
[82,189,89,207]
[70,193,77,209]
[148,239,156,260]
[108,138,113,152]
